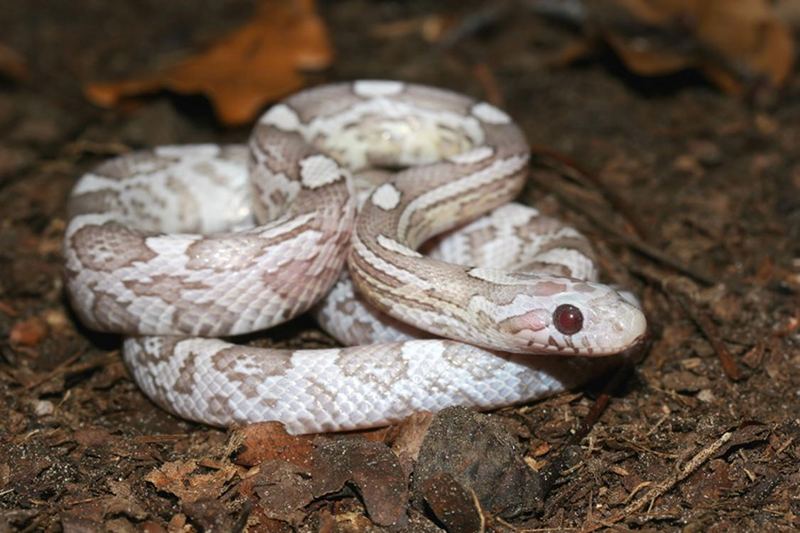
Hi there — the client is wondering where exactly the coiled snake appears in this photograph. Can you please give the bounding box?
[64,80,647,434]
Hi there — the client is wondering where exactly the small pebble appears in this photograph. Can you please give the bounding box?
[697,389,716,403]
[34,400,55,416]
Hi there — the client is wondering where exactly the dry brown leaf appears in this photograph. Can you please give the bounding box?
[242,460,316,525]
[312,438,408,526]
[240,437,408,527]
[583,0,794,94]
[145,459,243,504]
[695,1,794,93]
[9,316,48,347]
[230,421,314,468]
[85,0,332,126]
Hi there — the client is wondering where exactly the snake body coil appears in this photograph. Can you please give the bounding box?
[64,81,646,434]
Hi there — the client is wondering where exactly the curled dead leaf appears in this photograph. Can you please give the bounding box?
[145,459,243,504]
[240,437,408,527]
[580,0,794,94]
[85,0,332,126]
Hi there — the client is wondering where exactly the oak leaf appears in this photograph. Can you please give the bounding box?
[85,0,332,125]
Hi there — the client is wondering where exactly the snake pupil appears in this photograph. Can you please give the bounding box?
[553,304,583,335]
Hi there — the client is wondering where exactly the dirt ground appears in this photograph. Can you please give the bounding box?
[1,1,799,531]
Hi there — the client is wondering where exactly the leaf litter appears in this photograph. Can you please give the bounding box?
[1,0,799,530]
[84,0,332,126]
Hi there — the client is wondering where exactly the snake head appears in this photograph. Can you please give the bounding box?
[549,283,648,355]
[472,274,648,356]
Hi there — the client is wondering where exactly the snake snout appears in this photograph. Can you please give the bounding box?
[586,295,648,355]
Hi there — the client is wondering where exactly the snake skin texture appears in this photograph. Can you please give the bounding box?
[64,80,647,434]
[315,203,600,346]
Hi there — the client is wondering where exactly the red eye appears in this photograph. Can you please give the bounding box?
[553,304,583,335]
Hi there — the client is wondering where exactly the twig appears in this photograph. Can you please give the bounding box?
[134,434,190,444]
[469,485,487,532]
[472,63,505,106]
[0,300,18,316]
[635,267,743,381]
[568,360,635,447]
[23,349,95,391]
[539,359,636,497]
[583,431,732,530]
[668,290,744,381]
[528,164,716,286]
[494,515,580,533]
[436,1,512,48]
[436,0,588,49]
[0,365,17,383]
[530,145,649,240]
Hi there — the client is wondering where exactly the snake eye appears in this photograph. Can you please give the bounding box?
[553,304,583,335]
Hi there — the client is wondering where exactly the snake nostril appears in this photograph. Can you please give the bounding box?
[553,304,583,335]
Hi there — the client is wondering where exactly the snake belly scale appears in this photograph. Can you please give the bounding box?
[63,80,647,434]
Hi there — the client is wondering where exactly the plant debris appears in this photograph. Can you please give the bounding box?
[1,1,799,530]
[564,0,795,96]
[84,0,333,126]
